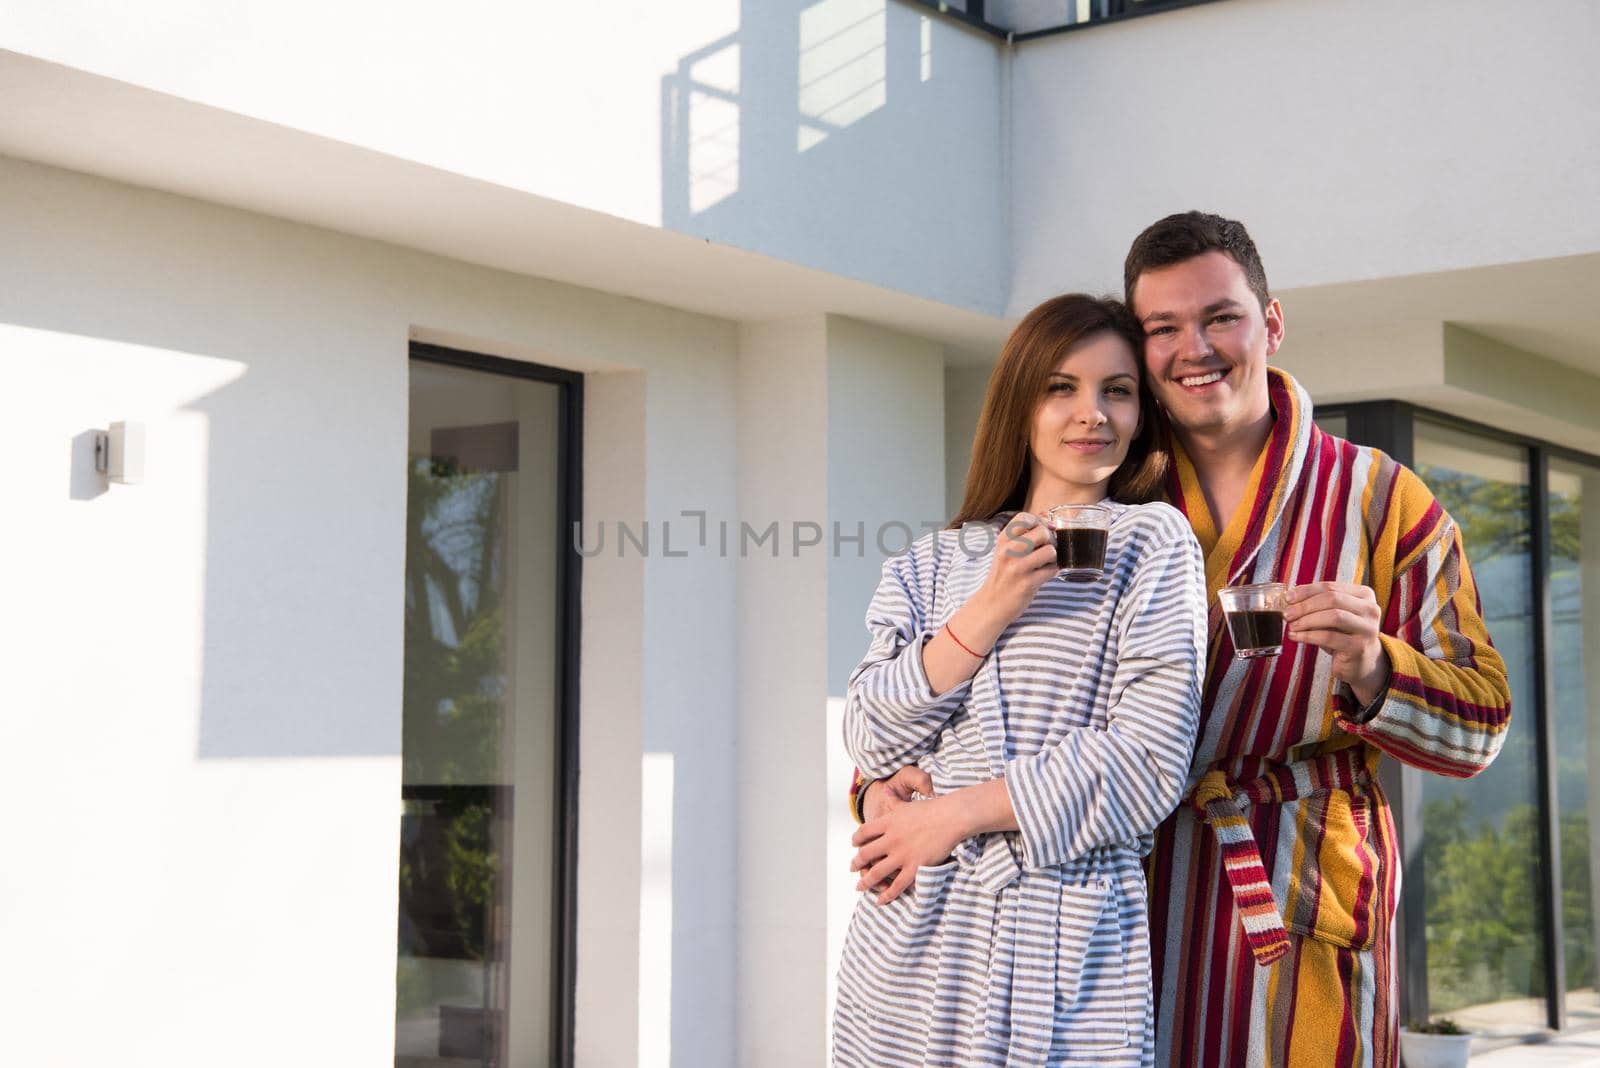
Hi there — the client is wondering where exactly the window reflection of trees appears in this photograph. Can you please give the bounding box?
[405,458,508,791]
[1549,471,1596,1006]
[1415,462,1549,1016]
[397,456,510,1060]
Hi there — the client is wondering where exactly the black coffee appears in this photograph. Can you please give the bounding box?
[1226,610,1285,651]
[1054,527,1107,579]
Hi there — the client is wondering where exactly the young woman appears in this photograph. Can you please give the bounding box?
[833,295,1207,1067]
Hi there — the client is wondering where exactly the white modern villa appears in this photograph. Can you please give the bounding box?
[4,0,1599,1064]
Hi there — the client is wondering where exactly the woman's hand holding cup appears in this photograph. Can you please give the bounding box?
[921,513,1058,695]
[975,512,1060,621]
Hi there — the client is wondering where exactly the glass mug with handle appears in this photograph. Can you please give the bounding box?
[1217,582,1290,659]
[1046,504,1111,582]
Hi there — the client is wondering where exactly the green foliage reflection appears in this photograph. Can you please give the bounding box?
[1414,456,1553,1015]
[1418,465,1578,566]
[404,458,507,790]
[1423,797,1548,1012]
[399,457,507,970]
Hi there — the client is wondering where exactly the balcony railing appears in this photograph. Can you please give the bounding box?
[905,0,1230,42]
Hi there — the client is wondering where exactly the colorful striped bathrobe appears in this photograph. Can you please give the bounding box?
[836,503,1206,1067]
[1148,368,1512,1067]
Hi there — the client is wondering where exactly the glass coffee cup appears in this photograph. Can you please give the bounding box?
[1217,582,1289,659]
[1046,504,1111,582]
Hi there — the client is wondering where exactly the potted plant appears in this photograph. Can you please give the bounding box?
[1398,1018,1473,1068]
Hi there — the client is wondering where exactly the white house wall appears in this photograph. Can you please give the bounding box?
[0,0,1009,315]
[0,153,748,1067]
[825,317,948,694]
[1008,0,1600,311]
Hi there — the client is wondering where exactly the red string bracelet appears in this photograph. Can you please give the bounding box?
[944,622,983,659]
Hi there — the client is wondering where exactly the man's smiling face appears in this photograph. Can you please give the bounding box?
[1130,251,1284,439]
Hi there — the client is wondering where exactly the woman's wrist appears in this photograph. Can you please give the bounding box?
[955,590,1011,653]
[932,789,979,844]
[944,778,1017,838]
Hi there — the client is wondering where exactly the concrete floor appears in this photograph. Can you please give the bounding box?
[1424,991,1600,1065]
[1470,1031,1600,1066]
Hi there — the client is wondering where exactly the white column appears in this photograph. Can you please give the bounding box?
[822,316,947,1062]
[735,316,832,1067]
[733,314,947,1066]
[575,372,647,1068]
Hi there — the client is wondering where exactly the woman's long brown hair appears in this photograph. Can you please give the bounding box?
[949,294,1169,529]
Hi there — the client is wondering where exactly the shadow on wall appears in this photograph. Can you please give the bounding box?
[7,164,403,760]
[662,0,1006,313]
[185,355,399,758]
[63,351,399,759]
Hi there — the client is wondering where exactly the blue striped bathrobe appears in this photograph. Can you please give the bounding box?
[835,503,1206,1067]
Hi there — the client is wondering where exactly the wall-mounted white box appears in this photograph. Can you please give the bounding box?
[94,420,145,484]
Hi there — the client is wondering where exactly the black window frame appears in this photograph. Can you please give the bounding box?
[406,341,584,1068]
[899,0,1230,41]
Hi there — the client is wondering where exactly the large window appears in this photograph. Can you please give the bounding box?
[1550,457,1600,1028]
[1413,422,1544,1034]
[397,346,581,1067]
[1318,402,1600,1035]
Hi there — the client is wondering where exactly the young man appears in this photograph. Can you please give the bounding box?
[1122,212,1508,1066]
[854,213,1510,1066]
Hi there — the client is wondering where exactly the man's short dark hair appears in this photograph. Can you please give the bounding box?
[1124,211,1271,311]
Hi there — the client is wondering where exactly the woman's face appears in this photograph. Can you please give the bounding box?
[1026,331,1142,503]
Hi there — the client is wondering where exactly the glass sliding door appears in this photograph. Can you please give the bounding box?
[1413,420,1546,1034]
[1550,457,1600,1028]
[397,352,578,1067]
[1330,399,1600,1032]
